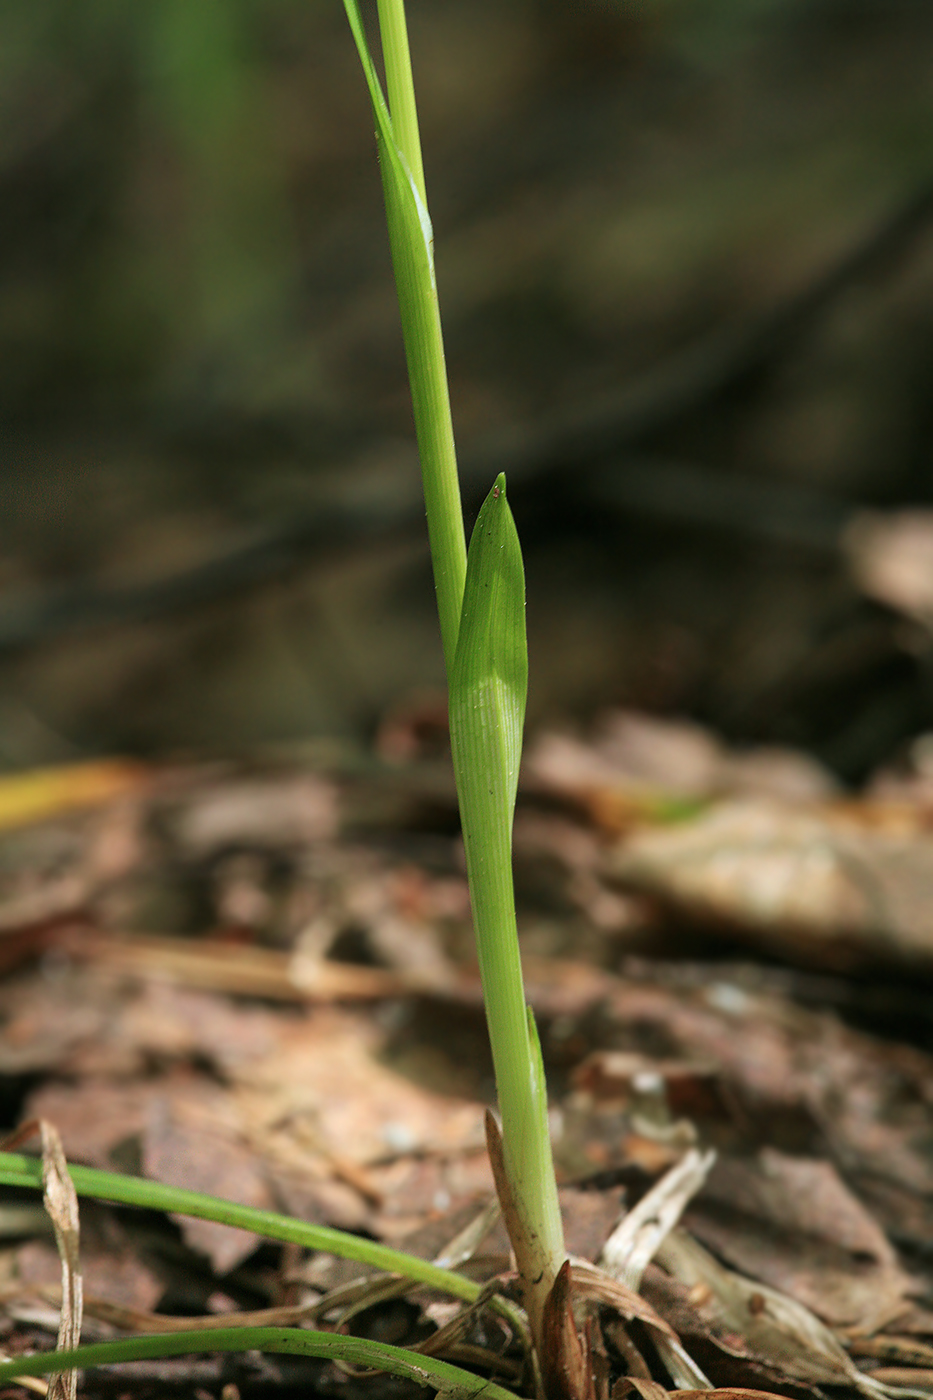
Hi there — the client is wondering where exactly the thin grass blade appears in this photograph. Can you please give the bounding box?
[0,1327,517,1400]
[341,0,465,672]
[0,1152,480,1303]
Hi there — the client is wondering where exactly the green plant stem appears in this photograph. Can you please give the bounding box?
[0,1327,517,1399]
[378,0,465,674]
[0,1153,480,1304]
[343,3,567,1352]
[375,0,426,205]
[449,479,565,1351]
[342,0,466,674]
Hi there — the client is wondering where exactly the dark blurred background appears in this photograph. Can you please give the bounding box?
[2,0,933,779]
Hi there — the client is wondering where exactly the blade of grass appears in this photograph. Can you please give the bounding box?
[341,0,465,674]
[342,0,568,1357]
[0,1326,518,1400]
[375,0,426,205]
[0,1152,480,1304]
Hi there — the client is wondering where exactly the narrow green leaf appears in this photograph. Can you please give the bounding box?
[449,475,527,1052]
[376,0,427,207]
[0,1152,480,1303]
[451,471,527,819]
[342,3,566,1358]
[448,474,564,1347]
[341,0,430,247]
[0,1327,517,1400]
[341,0,465,673]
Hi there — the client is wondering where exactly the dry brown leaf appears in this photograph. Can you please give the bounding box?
[143,1091,275,1273]
[570,1258,711,1390]
[867,1370,933,1391]
[612,1380,670,1400]
[233,1008,486,1172]
[688,1150,913,1332]
[528,712,836,835]
[25,1080,153,1167]
[174,773,338,853]
[542,1259,595,1400]
[568,1260,679,1342]
[25,995,493,1245]
[844,510,933,626]
[40,1122,82,1400]
[611,798,933,970]
[591,974,933,1220]
[601,1148,716,1291]
[2,1122,86,1400]
[15,1237,163,1319]
[76,929,408,1001]
[3,1285,323,1335]
[654,1229,922,1399]
[850,1339,933,1368]
[530,715,724,800]
[614,1389,792,1400]
[668,1390,796,1400]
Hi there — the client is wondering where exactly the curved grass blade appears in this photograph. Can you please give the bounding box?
[448,474,565,1349]
[0,1326,517,1400]
[0,1152,480,1304]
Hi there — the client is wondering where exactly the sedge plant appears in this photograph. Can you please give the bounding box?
[0,0,568,1391]
[341,0,566,1355]
[0,1148,528,1395]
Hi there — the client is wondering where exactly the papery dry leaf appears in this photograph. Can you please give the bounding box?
[5,1285,322,1335]
[594,974,933,1215]
[80,928,408,1001]
[542,1260,595,1400]
[531,714,724,800]
[688,1150,912,1332]
[868,1369,933,1390]
[844,510,933,626]
[568,1260,678,1342]
[654,1229,923,1399]
[601,1148,716,1291]
[614,1388,792,1400]
[40,1121,82,1400]
[236,1008,486,1171]
[174,773,337,853]
[604,1320,655,1386]
[25,1079,153,1166]
[611,798,933,970]
[3,1122,86,1400]
[611,1379,669,1400]
[26,995,492,1246]
[667,1390,794,1400]
[850,1338,933,1368]
[527,713,836,836]
[561,1187,630,1265]
[143,1093,273,1273]
[14,1238,163,1320]
[0,969,116,1076]
[570,1259,711,1390]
